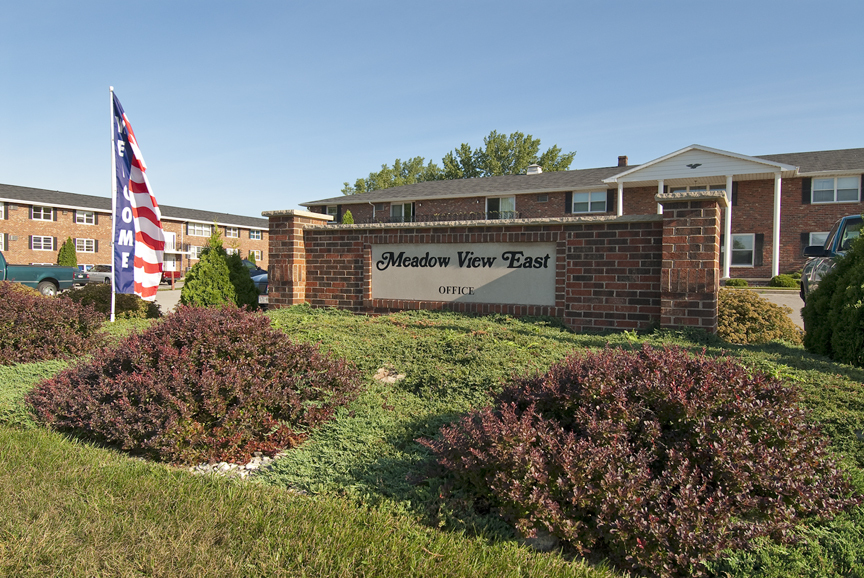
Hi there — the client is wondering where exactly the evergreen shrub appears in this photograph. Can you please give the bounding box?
[421,345,860,578]
[225,251,259,308]
[28,305,361,465]
[725,278,749,287]
[66,283,161,319]
[341,209,354,224]
[0,281,104,365]
[803,234,864,366]
[769,274,799,288]
[718,288,802,344]
[56,237,77,268]
[180,246,236,307]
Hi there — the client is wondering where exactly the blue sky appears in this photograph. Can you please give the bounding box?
[1,1,862,218]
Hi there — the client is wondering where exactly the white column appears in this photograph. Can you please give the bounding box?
[657,180,664,214]
[617,181,624,216]
[723,175,732,279]
[772,173,782,277]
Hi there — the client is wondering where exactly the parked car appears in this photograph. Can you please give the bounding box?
[242,259,268,296]
[800,214,862,301]
[85,264,113,284]
[0,250,80,296]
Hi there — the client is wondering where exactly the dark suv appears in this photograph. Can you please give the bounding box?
[800,215,862,301]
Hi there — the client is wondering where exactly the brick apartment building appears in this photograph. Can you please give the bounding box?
[0,183,268,274]
[302,145,864,279]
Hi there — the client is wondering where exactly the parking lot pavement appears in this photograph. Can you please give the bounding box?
[154,286,182,313]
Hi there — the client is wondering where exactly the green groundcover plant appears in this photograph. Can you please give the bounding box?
[421,344,861,578]
[28,305,361,464]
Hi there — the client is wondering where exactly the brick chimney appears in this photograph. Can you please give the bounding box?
[618,155,628,167]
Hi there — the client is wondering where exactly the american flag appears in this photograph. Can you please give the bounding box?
[112,92,164,301]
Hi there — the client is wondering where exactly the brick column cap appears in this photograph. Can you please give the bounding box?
[261,209,333,221]
[655,190,728,207]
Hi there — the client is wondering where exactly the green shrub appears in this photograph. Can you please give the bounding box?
[421,345,861,578]
[803,235,864,366]
[225,251,259,308]
[65,283,161,319]
[0,281,105,365]
[28,305,361,465]
[341,209,354,224]
[181,229,257,309]
[718,288,803,345]
[56,237,77,268]
[180,246,236,307]
[769,274,800,287]
[725,278,749,287]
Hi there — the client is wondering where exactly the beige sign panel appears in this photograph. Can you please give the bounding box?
[371,243,556,306]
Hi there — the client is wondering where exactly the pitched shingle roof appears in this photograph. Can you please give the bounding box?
[755,148,864,173]
[300,166,630,206]
[0,183,268,229]
[302,147,864,206]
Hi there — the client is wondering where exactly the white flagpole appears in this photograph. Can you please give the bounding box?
[109,86,117,323]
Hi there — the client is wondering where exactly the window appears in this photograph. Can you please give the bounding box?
[720,233,755,267]
[31,236,54,251]
[249,250,262,261]
[812,177,860,203]
[486,197,516,219]
[326,206,338,217]
[572,192,607,214]
[390,203,414,223]
[0,202,4,220]
[191,246,205,259]
[187,223,211,237]
[75,211,95,225]
[78,264,93,271]
[225,227,239,238]
[249,230,262,240]
[225,247,239,256]
[0,234,4,252]
[809,232,830,248]
[75,238,96,253]
[536,194,548,202]
[31,206,53,221]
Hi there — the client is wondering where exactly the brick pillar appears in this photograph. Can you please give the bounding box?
[656,190,727,333]
[262,209,332,309]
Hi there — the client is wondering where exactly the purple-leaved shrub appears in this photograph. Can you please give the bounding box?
[420,344,860,578]
[28,305,361,465]
[0,281,105,365]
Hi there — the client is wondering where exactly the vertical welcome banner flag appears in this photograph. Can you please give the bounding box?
[111,89,164,308]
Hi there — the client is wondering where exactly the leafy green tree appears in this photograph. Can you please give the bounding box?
[57,237,77,268]
[342,131,575,194]
[342,156,442,195]
[341,210,354,224]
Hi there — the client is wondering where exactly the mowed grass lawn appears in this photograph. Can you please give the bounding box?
[1,306,863,577]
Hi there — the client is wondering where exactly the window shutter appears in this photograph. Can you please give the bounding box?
[53,237,57,251]
[606,190,615,214]
[720,234,725,247]
[94,240,99,253]
[53,209,57,222]
[29,235,33,249]
[564,192,572,214]
[336,204,342,223]
[94,213,99,225]
[800,232,810,254]
[663,185,668,194]
[731,182,738,206]
[802,178,812,205]
[754,234,764,267]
